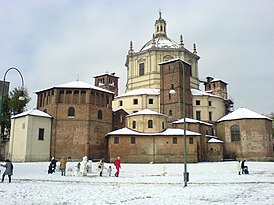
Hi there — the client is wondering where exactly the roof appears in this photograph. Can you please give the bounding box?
[217,107,272,122]
[126,109,166,117]
[208,138,224,143]
[173,118,213,126]
[191,89,223,99]
[106,127,201,136]
[140,36,179,51]
[93,72,119,78]
[36,80,114,94]
[11,109,52,119]
[115,88,160,98]
[159,58,191,66]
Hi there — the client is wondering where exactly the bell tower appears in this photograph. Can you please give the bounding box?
[94,73,119,96]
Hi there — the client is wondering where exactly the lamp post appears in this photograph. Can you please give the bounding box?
[0,67,25,137]
[169,60,188,187]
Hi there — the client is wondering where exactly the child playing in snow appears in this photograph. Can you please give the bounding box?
[107,166,112,176]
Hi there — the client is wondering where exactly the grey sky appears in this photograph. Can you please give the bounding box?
[0,0,273,114]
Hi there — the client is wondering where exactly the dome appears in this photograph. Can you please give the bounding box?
[140,36,179,51]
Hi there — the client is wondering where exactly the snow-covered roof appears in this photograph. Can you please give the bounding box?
[106,127,201,136]
[11,109,52,119]
[173,117,213,126]
[159,58,191,66]
[115,88,160,98]
[217,107,272,122]
[140,36,179,51]
[205,77,228,85]
[93,72,119,78]
[127,109,166,117]
[208,138,224,143]
[36,81,114,94]
[191,89,223,99]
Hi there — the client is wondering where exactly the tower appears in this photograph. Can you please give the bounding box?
[94,72,119,96]
[160,59,193,123]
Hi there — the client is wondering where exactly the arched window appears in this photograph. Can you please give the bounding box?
[148,120,153,128]
[68,107,75,117]
[132,121,136,129]
[231,125,240,141]
[98,110,103,120]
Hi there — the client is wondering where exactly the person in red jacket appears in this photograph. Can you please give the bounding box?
[114,156,121,177]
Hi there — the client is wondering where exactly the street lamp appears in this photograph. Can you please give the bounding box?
[170,60,189,187]
[0,67,25,137]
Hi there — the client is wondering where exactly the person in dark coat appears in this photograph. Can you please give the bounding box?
[48,157,57,174]
[1,159,13,183]
[241,160,246,174]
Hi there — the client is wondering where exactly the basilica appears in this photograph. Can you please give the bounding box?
[6,13,273,162]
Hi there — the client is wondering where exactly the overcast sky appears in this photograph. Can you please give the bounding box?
[0,0,273,114]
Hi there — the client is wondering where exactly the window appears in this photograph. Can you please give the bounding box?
[209,101,212,106]
[120,115,123,123]
[169,110,172,116]
[38,128,44,141]
[119,100,123,106]
[209,112,212,121]
[139,63,145,76]
[173,137,177,144]
[131,137,136,144]
[148,99,154,104]
[196,100,200,105]
[98,110,103,120]
[133,99,138,105]
[231,125,240,141]
[189,137,194,144]
[196,111,201,120]
[148,120,153,128]
[22,123,25,129]
[114,137,119,144]
[132,121,136,129]
[68,107,75,117]
[162,121,165,129]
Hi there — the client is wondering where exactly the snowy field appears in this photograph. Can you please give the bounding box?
[0,161,273,205]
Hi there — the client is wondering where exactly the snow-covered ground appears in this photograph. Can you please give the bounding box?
[0,161,273,205]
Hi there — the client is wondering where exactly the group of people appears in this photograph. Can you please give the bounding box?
[98,156,121,177]
[47,156,121,177]
[237,159,249,175]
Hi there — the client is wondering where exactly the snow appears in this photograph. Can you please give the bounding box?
[173,117,213,126]
[11,109,52,119]
[36,80,114,94]
[208,138,223,143]
[0,161,273,205]
[217,107,272,122]
[106,127,201,136]
[127,109,165,117]
[191,88,223,99]
[140,36,179,51]
[115,88,160,98]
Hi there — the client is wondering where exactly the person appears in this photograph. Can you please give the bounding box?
[241,160,246,174]
[98,158,104,177]
[48,157,57,174]
[60,156,67,176]
[237,160,241,175]
[114,156,121,177]
[107,166,112,177]
[1,159,13,183]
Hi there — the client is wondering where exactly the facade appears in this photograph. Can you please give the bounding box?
[106,109,201,163]
[36,81,114,160]
[112,88,160,114]
[216,108,273,161]
[207,138,224,162]
[125,12,200,92]
[8,109,52,162]
[191,89,226,123]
